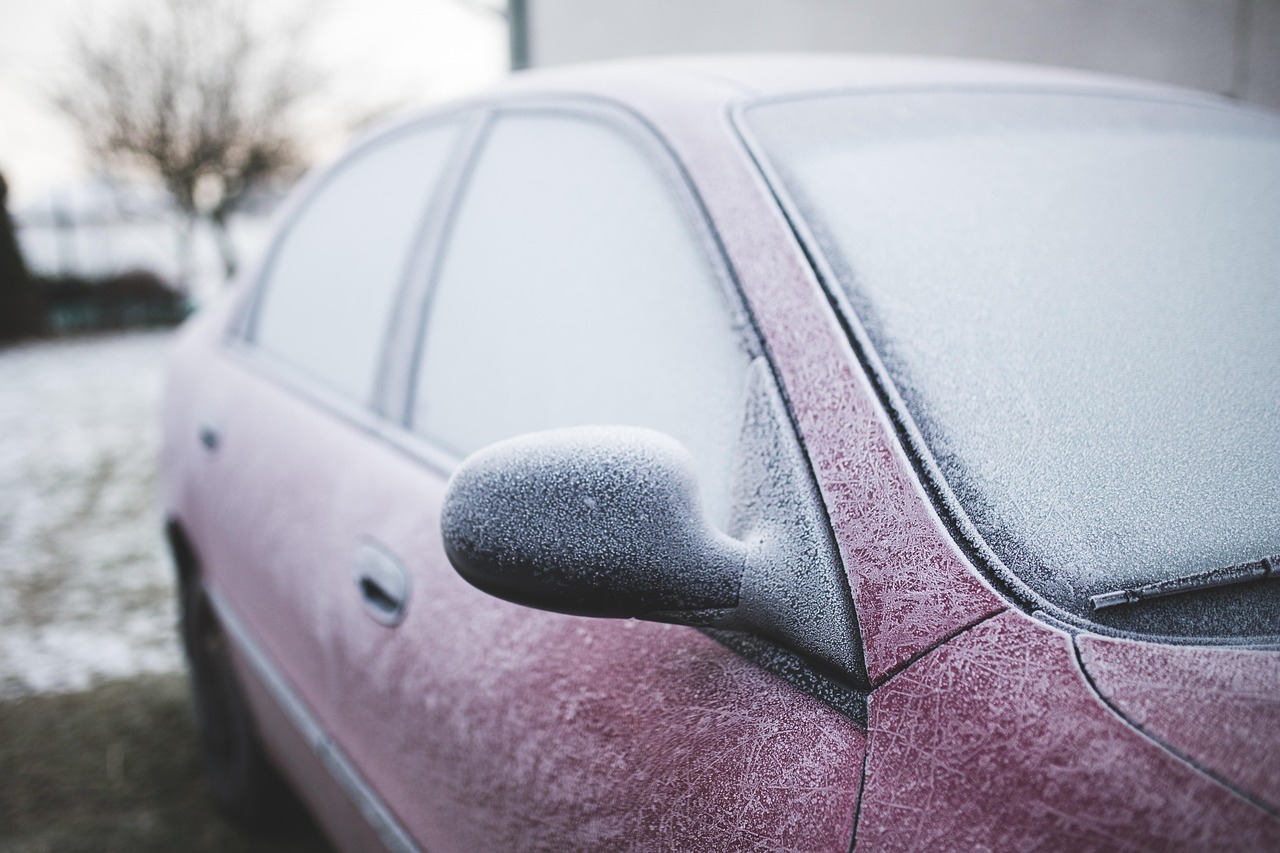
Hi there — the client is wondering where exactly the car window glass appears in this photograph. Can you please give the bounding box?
[412,114,749,526]
[746,92,1280,630]
[252,122,460,402]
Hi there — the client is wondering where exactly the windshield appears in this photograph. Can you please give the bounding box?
[744,91,1280,637]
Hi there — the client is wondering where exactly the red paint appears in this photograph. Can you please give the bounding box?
[858,612,1279,850]
[1078,633,1280,812]
[325,414,868,852]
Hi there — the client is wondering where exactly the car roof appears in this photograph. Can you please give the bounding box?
[491,52,1193,106]
[354,54,1228,159]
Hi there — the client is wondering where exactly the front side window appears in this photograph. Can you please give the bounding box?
[252,122,461,402]
[411,112,750,525]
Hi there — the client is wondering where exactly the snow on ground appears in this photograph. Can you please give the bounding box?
[0,330,182,698]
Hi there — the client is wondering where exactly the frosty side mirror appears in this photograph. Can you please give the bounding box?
[440,426,748,623]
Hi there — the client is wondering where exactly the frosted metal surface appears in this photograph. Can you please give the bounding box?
[253,124,460,401]
[413,114,749,526]
[748,93,1280,622]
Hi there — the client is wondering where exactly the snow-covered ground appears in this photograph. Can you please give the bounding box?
[0,330,182,698]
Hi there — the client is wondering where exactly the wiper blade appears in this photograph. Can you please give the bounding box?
[1090,556,1276,612]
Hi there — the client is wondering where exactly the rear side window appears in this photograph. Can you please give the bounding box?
[411,113,750,524]
[252,122,460,402]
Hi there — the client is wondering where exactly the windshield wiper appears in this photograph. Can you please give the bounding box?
[1090,556,1276,611]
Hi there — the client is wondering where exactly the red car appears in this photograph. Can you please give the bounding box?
[160,55,1280,851]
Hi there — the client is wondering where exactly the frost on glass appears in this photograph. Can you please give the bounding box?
[413,114,749,526]
[748,93,1280,622]
[253,123,460,401]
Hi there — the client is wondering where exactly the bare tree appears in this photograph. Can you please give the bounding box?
[54,0,318,282]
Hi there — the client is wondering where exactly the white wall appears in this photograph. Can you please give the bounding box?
[527,0,1280,110]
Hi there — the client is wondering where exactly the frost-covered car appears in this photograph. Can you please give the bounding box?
[159,55,1280,851]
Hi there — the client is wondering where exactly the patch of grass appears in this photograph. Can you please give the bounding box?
[0,674,332,853]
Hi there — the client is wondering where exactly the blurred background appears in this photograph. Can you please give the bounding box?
[0,0,1276,849]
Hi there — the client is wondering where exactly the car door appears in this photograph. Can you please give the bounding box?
[323,103,870,851]
[186,116,468,848]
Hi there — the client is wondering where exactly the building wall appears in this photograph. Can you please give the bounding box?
[526,0,1280,110]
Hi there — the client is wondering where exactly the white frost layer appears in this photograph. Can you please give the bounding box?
[0,330,182,698]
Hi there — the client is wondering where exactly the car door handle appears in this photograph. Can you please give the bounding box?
[198,422,220,451]
[355,542,409,626]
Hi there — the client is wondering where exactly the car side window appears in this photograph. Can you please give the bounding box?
[251,122,461,403]
[411,112,750,525]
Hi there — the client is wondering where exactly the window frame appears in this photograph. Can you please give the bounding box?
[220,108,486,438]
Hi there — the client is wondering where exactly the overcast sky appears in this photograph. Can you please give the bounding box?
[0,0,509,209]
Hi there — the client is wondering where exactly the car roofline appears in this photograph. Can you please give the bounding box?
[356,52,1245,147]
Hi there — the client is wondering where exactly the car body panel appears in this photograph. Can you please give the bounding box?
[181,346,352,728]
[1078,633,1280,812]
[496,53,1180,104]
[215,585,405,853]
[858,612,1280,850]
[162,298,399,848]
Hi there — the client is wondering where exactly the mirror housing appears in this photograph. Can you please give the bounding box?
[439,360,867,684]
[441,427,748,623]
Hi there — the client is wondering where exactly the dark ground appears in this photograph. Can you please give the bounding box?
[0,673,332,853]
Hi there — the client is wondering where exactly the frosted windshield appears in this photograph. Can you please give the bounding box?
[746,92,1280,626]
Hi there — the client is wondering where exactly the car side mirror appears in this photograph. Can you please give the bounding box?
[441,426,749,624]
[440,360,868,683]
